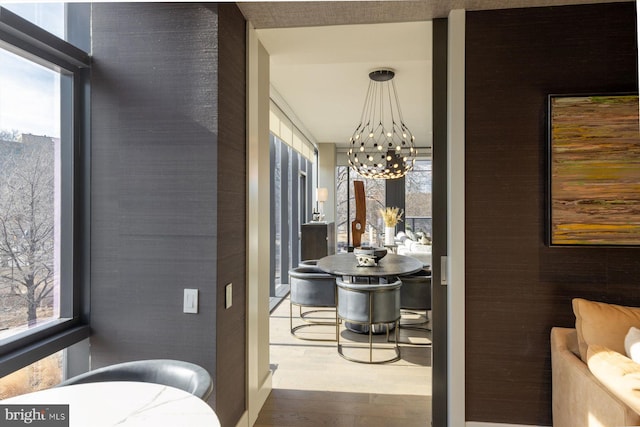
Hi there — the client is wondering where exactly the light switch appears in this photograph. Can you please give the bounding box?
[183,288,198,314]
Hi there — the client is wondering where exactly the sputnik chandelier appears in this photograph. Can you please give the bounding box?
[347,69,417,179]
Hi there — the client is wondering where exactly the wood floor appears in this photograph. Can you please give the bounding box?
[255,296,432,427]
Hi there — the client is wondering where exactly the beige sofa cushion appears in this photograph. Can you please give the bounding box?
[587,344,640,416]
[626,326,640,363]
[573,298,640,362]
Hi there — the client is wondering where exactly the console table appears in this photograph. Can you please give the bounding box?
[301,222,335,260]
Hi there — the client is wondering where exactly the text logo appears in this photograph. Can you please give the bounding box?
[0,405,68,426]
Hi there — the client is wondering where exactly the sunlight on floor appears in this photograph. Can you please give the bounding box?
[269,296,432,396]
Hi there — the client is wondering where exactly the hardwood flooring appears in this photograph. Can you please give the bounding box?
[255,297,432,426]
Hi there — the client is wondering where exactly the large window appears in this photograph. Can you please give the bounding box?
[0,6,90,377]
[336,158,432,250]
[0,48,62,339]
[405,159,432,237]
[269,102,316,308]
[336,167,386,251]
[270,135,314,298]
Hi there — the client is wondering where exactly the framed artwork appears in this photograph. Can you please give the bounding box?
[547,93,640,246]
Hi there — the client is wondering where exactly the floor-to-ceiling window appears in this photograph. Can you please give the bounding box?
[0,3,90,392]
[269,102,316,308]
[336,158,432,250]
[335,167,385,251]
[405,159,433,238]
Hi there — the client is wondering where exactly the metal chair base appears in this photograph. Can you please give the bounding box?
[290,302,337,342]
[396,309,431,346]
[337,320,401,364]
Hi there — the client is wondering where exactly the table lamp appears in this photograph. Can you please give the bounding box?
[316,187,328,221]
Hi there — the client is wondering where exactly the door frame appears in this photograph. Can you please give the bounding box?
[244,10,467,426]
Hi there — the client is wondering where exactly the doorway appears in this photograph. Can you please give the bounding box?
[260,19,437,427]
[245,12,468,426]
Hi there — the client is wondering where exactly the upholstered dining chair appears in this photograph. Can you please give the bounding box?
[56,359,214,401]
[398,268,432,345]
[288,266,337,341]
[336,278,402,364]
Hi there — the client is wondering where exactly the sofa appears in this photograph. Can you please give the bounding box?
[395,231,431,267]
[551,298,640,427]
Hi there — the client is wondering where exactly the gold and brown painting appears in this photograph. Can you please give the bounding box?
[549,94,640,245]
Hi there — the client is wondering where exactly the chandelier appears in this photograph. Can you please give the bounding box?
[347,69,417,179]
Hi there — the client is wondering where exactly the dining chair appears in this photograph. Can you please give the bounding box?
[398,268,432,346]
[56,359,214,401]
[336,278,402,363]
[289,266,337,341]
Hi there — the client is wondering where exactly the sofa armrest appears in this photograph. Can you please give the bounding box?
[551,327,640,427]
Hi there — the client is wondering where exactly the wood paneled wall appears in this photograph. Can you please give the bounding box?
[216,4,247,426]
[465,3,639,425]
[90,3,246,426]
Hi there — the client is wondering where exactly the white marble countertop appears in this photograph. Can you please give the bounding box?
[2,381,220,427]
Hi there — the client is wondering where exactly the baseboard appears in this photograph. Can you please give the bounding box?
[235,411,249,427]
[236,371,272,427]
[467,422,546,427]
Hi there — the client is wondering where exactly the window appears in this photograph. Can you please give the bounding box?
[405,159,432,237]
[0,350,63,398]
[0,49,62,338]
[0,6,90,377]
[0,3,64,39]
[270,134,313,307]
[269,102,316,309]
[336,158,432,251]
[336,167,386,251]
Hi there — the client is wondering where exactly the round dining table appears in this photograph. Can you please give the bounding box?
[1,381,220,427]
[317,252,425,280]
[317,252,425,335]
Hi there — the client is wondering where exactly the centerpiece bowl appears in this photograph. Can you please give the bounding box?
[353,246,388,267]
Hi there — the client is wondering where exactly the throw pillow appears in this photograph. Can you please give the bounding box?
[405,230,416,241]
[573,298,640,362]
[587,344,640,415]
[625,326,640,363]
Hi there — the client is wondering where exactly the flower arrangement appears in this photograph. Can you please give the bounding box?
[379,206,404,227]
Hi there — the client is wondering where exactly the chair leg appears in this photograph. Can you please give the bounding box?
[369,325,373,363]
[290,300,336,342]
[396,309,432,346]
[289,299,293,334]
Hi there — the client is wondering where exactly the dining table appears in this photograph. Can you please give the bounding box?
[317,252,425,334]
[316,252,425,281]
[1,381,221,427]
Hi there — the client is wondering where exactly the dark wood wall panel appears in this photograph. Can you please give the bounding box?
[216,4,247,427]
[465,3,638,425]
[91,4,246,425]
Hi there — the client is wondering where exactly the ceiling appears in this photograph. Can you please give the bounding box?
[237,0,630,148]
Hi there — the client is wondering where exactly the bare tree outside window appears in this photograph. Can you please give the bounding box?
[0,133,56,328]
[405,159,432,236]
[337,160,432,251]
[0,3,77,398]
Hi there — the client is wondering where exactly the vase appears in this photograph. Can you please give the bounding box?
[384,226,395,246]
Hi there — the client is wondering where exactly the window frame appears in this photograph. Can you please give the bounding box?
[0,6,90,377]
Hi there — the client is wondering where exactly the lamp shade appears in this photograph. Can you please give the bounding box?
[347,69,417,179]
[316,187,328,203]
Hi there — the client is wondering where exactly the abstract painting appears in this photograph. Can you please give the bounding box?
[548,94,640,245]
